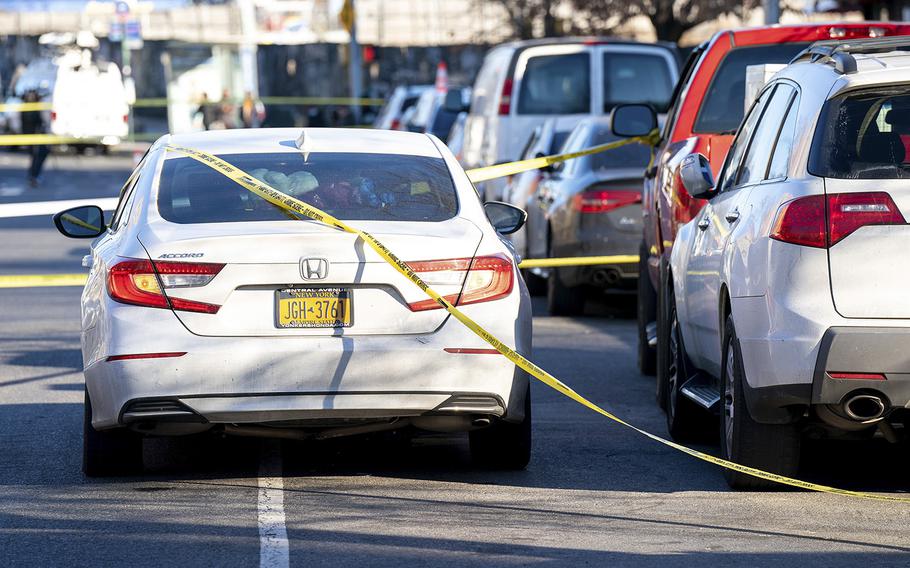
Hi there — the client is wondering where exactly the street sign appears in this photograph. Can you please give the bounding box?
[109,21,124,42]
[115,1,131,15]
[125,19,143,50]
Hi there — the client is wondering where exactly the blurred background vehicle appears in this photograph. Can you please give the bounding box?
[445,110,468,160]
[525,116,653,316]
[372,84,432,130]
[628,22,910,377]
[403,86,471,140]
[460,37,680,201]
[501,117,570,293]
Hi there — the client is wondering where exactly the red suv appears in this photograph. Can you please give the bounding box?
[625,22,910,377]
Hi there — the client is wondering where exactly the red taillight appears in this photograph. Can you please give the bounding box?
[107,258,224,314]
[572,188,641,213]
[123,114,129,124]
[390,118,400,130]
[50,111,57,122]
[107,352,187,362]
[406,256,513,311]
[827,372,887,381]
[770,194,826,248]
[498,78,513,116]
[827,192,905,245]
[770,192,905,248]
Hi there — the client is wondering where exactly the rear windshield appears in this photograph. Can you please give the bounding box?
[694,43,809,134]
[588,126,651,170]
[158,152,458,224]
[809,88,910,179]
[603,52,674,113]
[518,53,590,115]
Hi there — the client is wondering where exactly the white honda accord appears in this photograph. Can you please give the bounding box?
[55,128,533,476]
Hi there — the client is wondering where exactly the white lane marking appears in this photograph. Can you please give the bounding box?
[0,197,118,218]
[258,442,290,568]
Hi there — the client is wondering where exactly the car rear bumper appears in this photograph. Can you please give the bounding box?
[811,327,910,409]
[85,301,531,430]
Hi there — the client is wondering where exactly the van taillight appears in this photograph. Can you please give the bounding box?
[406,256,513,311]
[498,78,513,116]
[107,258,224,313]
[50,111,56,122]
[572,188,641,213]
[770,192,905,248]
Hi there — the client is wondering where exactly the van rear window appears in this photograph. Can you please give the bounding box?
[603,52,674,113]
[809,88,910,179]
[518,53,590,115]
[157,152,459,223]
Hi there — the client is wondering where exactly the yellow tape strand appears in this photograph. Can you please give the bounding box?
[163,143,910,502]
[0,274,87,289]
[465,130,660,183]
[0,134,96,146]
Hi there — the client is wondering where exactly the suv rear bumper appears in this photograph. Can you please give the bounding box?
[811,327,910,409]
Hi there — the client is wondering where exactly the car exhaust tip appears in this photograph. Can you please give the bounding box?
[843,393,887,422]
[592,268,621,286]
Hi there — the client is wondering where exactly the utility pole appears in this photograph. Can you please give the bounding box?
[342,0,362,124]
[238,0,259,99]
[764,0,780,25]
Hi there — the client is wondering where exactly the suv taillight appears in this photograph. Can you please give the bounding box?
[498,78,513,116]
[406,256,513,311]
[107,258,225,313]
[572,188,641,213]
[770,192,905,248]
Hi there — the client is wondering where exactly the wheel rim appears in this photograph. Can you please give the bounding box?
[667,306,680,420]
[723,339,736,458]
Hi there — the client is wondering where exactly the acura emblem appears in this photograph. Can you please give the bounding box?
[300,257,329,280]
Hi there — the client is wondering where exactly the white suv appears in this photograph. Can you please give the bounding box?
[664,37,910,488]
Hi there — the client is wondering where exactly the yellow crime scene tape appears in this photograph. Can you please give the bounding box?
[0,273,87,288]
[465,131,660,183]
[155,143,910,503]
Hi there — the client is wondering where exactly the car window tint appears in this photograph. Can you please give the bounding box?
[587,126,651,170]
[549,131,570,154]
[737,84,795,186]
[603,51,674,113]
[158,153,458,224]
[717,89,771,193]
[767,93,799,180]
[517,53,590,115]
[809,87,910,179]
[694,43,809,134]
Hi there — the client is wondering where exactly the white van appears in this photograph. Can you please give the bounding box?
[461,38,680,199]
[4,49,129,145]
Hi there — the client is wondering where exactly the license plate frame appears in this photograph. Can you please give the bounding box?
[275,288,353,329]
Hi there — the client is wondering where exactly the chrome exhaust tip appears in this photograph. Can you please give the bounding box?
[843,394,887,422]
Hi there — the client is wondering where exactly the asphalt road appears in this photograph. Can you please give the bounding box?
[1,152,909,567]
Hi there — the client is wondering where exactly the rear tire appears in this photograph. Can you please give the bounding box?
[658,283,700,440]
[637,242,657,376]
[547,268,585,316]
[720,317,801,490]
[83,388,143,477]
[470,385,531,470]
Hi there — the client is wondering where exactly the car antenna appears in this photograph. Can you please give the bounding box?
[295,130,311,162]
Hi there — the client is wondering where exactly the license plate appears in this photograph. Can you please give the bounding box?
[275,288,352,328]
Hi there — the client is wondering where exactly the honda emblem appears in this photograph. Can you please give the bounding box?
[300,257,329,280]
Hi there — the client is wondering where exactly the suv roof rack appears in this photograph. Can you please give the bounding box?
[791,36,910,75]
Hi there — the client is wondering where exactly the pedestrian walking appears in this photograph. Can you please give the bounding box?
[21,90,49,188]
[195,92,217,130]
[218,89,237,129]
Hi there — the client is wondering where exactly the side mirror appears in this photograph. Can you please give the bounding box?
[484,201,527,235]
[679,153,716,200]
[610,104,658,138]
[535,152,554,174]
[443,89,469,113]
[53,205,105,238]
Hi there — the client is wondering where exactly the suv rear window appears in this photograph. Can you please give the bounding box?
[809,88,910,179]
[518,53,590,115]
[694,43,809,134]
[158,152,459,223]
[603,52,674,112]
